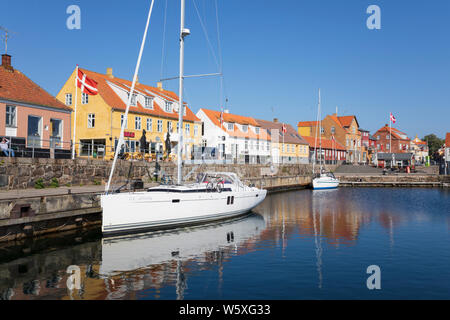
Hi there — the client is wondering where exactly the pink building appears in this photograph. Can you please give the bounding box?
[0,54,72,157]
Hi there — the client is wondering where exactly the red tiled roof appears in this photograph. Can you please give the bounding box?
[445,133,450,147]
[79,68,200,122]
[256,119,309,145]
[297,121,318,127]
[0,65,70,111]
[200,108,271,140]
[302,136,346,151]
[337,116,356,127]
[375,125,410,141]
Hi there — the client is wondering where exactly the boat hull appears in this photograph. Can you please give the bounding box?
[101,188,267,235]
[312,176,340,190]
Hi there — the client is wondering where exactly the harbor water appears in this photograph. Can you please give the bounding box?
[0,188,449,300]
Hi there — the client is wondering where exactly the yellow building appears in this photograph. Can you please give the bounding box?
[56,67,202,160]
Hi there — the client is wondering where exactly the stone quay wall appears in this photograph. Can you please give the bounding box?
[0,158,333,190]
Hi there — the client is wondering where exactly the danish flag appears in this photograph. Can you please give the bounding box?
[77,69,98,96]
[282,123,287,134]
[390,112,396,124]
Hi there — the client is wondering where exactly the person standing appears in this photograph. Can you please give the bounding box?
[0,138,15,157]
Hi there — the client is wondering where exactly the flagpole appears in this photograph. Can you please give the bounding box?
[282,124,285,165]
[389,115,392,153]
[72,65,79,160]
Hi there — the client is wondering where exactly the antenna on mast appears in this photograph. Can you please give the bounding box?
[0,26,17,54]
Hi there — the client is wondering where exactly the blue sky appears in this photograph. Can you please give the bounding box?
[1,0,449,138]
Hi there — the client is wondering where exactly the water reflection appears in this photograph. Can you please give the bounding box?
[100,214,266,300]
[0,188,449,299]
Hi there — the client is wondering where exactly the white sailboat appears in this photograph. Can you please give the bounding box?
[100,0,267,236]
[312,89,339,190]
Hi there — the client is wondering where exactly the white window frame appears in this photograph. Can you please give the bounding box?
[194,125,199,137]
[5,105,16,127]
[145,96,153,109]
[165,101,173,113]
[82,93,89,105]
[65,93,72,106]
[185,123,190,136]
[121,114,128,129]
[135,116,142,130]
[157,120,163,132]
[88,113,95,128]
[228,123,234,131]
[147,118,153,132]
[127,92,137,106]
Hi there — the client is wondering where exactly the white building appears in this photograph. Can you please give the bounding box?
[196,108,271,164]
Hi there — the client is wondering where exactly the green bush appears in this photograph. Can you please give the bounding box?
[34,179,45,189]
[49,178,59,188]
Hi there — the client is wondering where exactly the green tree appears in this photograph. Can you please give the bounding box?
[422,134,444,160]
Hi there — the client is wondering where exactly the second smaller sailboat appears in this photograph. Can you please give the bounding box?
[312,89,339,190]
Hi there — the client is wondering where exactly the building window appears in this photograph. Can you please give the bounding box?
[167,121,173,133]
[242,125,248,132]
[331,126,335,134]
[228,123,234,131]
[121,114,128,128]
[147,118,153,131]
[88,114,95,128]
[145,96,153,109]
[320,127,325,134]
[256,140,260,151]
[267,142,270,151]
[245,139,249,150]
[65,94,72,106]
[185,123,190,136]
[127,92,137,106]
[135,116,141,130]
[176,122,180,133]
[255,127,260,134]
[165,101,172,113]
[352,127,356,134]
[387,134,390,139]
[194,125,199,136]
[5,105,16,127]
[387,143,390,150]
[157,120,163,132]
[82,93,89,105]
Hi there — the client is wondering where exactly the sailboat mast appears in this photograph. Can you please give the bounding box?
[105,0,155,193]
[319,89,323,171]
[177,0,186,185]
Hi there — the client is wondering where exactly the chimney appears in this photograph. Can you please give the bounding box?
[273,118,279,123]
[1,54,13,71]
[157,82,163,91]
[224,109,229,114]
[106,67,114,79]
